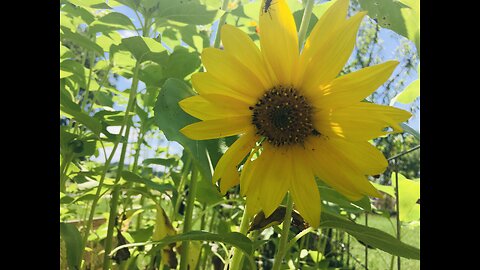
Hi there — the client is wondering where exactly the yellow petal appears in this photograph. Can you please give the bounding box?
[259,0,299,85]
[257,146,292,217]
[221,24,273,89]
[191,72,256,105]
[239,145,262,196]
[295,0,349,85]
[290,147,321,228]
[314,102,412,141]
[305,137,382,199]
[179,95,251,120]
[180,116,251,140]
[300,12,367,96]
[212,130,257,193]
[326,139,388,176]
[310,61,399,110]
[202,48,264,100]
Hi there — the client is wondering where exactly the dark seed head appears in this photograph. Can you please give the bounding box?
[251,85,319,147]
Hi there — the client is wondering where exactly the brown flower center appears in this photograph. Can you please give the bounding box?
[250,86,320,147]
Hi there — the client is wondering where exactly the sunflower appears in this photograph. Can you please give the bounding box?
[178,0,411,228]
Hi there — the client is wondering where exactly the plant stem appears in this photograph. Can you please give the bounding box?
[179,165,199,270]
[393,160,401,270]
[272,193,294,270]
[102,60,142,270]
[60,153,73,193]
[297,0,315,51]
[172,156,192,222]
[365,212,369,270]
[229,205,251,270]
[213,0,230,48]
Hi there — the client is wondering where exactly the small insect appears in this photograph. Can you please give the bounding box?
[312,129,321,136]
[262,0,276,19]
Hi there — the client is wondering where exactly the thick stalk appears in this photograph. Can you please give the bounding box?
[229,205,251,270]
[272,193,294,270]
[179,166,199,270]
[102,60,142,270]
[297,0,315,51]
[213,0,230,48]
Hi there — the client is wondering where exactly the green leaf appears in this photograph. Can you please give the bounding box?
[89,12,136,33]
[61,3,96,25]
[120,36,168,63]
[110,231,253,257]
[392,173,420,222]
[60,59,86,88]
[320,212,420,259]
[400,123,420,140]
[155,0,221,25]
[60,44,74,60]
[60,26,104,56]
[359,0,420,53]
[60,223,83,269]
[139,63,164,87]
[318,181,370,213]
[372,182,395,198]
[153,78,219,180]
[96,31,123,52]
[121,171,174,193]
[390,79,419,105]
[68,0,111,9]
[142,158,178,167]
[163,46,201,79]
[60,87,103,135]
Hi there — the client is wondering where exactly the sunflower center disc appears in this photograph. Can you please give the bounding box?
[251,86,319,147]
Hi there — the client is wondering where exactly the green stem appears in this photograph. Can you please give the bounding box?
[102,60,142,270]
[297,0,315,51]
[229,205,251,270]
[365,212,369,270]
[60,153,73,193]
[179,165,200,270]
[213,0,230,48]
[393,160,401,270]
[80,45,96,113]
[172,156,192,222]
[272,193,294,270]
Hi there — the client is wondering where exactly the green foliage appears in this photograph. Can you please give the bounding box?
[320,212,420,259]
[59,0,420,269]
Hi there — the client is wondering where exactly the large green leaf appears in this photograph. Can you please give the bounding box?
[142,158,178,167]
[60,26,104,56]
[60,223,83,269]
[154,0,222,25]
[110,230,253,256]
[119,36,168,64]
[89,12,136,34]
[392,173,420,222]
[60,87,103,135]
[163,46,201,80]
[359,0,420,53]
[318,181,371,213]
[320,212,420,259]
[121,171,175,193]
[153,78,217,179]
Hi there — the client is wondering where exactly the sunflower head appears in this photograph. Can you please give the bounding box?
[179,0,411,228]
